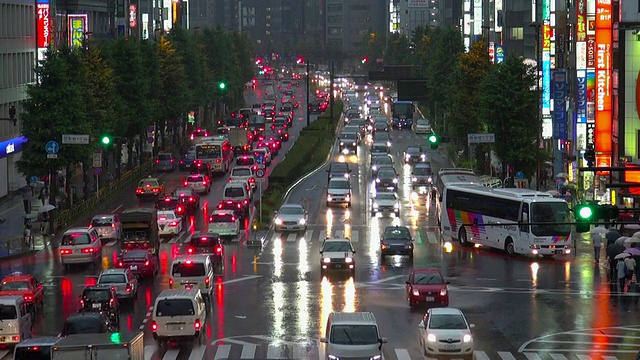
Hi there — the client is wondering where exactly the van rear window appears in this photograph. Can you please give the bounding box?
[172,263,206,277]
[62,233,90,246]
[156,299,195,317]
[14,346,52,360]
[63,317,104,335]
[224,187,245,198]
[0,304,17,320]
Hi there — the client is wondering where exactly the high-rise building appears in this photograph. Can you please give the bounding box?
[395,0,441,36]
[325,0,387,57]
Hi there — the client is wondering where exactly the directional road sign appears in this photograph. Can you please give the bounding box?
[45,141,59,154]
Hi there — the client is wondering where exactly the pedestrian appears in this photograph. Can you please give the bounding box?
[617,259,628,292]
[22,188,31,214]
[625,255,636,292]
[593,232,602,263]
[38,188,45,206]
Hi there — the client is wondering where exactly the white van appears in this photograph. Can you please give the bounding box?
[320,312,386,360]
[0,296,32,345]
[151,289,207,345]
[169,255,215,298]
[222,182,250,205]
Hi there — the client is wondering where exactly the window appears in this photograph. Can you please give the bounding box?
[0,304,18,320]
[83,289,110,302]
[0,281,30,291]
[445,189,521,221]
[172,263,206,277]
[429,314,467,329]
[327,4,342,11]
[156,299,195,317]
[413,273,444,285]
[351,5,369,10]
[510,27,524,40]
[62,233,91,245]
[330,325,378,345]
[224,187,245,198]
[327,16,343,24]
[99,274,126,284]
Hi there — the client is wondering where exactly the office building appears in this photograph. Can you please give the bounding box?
[325,0,387,56]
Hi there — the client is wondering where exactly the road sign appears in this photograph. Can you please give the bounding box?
[147,137,154,144]
[29,176,38,184]
[255,168,266,178]
[467,133,496,144]
[94,167,103,176]
[46,154,57,159]
[45,141,59,154]
[93,152,102,167]
[62,134,90,144]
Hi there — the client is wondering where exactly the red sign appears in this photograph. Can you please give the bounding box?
[129,4,137,28]
[36,3,50,48]
[595,154,611,176]
[595,0,612,29]
[595,0,612,161]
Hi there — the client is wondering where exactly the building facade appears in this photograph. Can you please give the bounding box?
[0,0,36,196]
[325,0,387,56]
[395,0,441,36]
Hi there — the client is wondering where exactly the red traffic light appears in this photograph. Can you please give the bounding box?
[296,57,304,64]
[362,57,368,64]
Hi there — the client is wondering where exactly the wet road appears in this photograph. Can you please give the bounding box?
[3,89,640,360]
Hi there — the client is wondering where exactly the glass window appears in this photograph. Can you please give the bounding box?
[91,217,114,227]
[530,202,571,236]
[445,189,521,221]
[155,299,195,317]
[14,345,52,360]
[172,263,206,277]
[196,145,221,158]
[99,274,126,284]
[428,314,467,330]
[322,242,351,252]
[62,233,90,246]
[123,251,147,260]
[83,289,110,302]
[0,281,30,290]
[158,154,172,160]
[211,213,235,222]
[330,325,378,345]
[232,168,252,177]
[224,187,245,198]
[413,273,443,285]
[0,304,17,320]
[329,180,350,189]
[63,317,104,335]
[279,206,303,215]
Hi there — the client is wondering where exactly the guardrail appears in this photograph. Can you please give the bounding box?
[0,237,32,258]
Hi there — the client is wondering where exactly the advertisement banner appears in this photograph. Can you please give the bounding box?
[553,70,567,139]
[576,0,586,42]
[129,4,137,28]
[576,42,587,69]
[576,70,587,123]
[542,23,551,52]
[595,0,612,154]
[542,50,551,115]
[473,0,482,35]
[576,123,587,150]
[587,36,595,68]
[595,154,611,175]
[586,122,595,145]
[542,114,553,140]
[587,70,595,123]
[488,42,495,64]
[67,14,88,48]
[36,0,50,48]
[495,46,504,64]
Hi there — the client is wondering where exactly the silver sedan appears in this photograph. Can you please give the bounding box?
[274,204,308,233]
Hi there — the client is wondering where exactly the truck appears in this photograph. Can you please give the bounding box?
[50,332,144,360]
[227,127,251,154]
[120,208,159,257]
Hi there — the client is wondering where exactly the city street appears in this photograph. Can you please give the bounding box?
[1,88,639,360]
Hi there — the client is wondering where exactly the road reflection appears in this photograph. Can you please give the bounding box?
[531,262,539,287]
[273,236,283,278]
[319,277,333,337]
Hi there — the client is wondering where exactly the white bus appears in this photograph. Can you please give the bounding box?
[195,139,233,174]
[434,168,481,223]
[441,185,572,257]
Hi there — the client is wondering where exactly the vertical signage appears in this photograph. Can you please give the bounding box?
[576,70,587,124]
[595,0,612,154]
[129,4,137,28]
[553,70,567,139]
[488,42,495,64]
[587,70,596,123]
[473,0,482,36]
[495,0,503,33]
[495,46,504,64]
[541,0,551,117]
[36,0,50,61]
[67,14,88,48]
[576,0,587,42]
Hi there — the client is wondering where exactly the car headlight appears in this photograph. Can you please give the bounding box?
[375,178,380,183]
[421,154,426,159]
[328,355,339,360]
[352,142,356,146]
[323,257,331,263]
[405,153,410,159]
[344,173,350,178]
[372,165,377,171]
[345,194,351,201]
[373,202,379,208]
[440,288,447,296]
[392,178,398,183]
[340,141,344,146]
[394,203,400,208]
[327,195,332,201]
[386,141,391,147]
[412,177,417,182]
[427,333,437,342]
[412,290,419,296]
[299,218,306,225]
[275,218,283,225]
[428,177,433,182]
[463,334,472,343]
[344,257,353,263]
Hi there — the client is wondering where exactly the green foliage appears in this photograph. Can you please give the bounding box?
[478,55,539,178]
[424,28,465,117]
[361,29,384,69]
[384,33,412,65]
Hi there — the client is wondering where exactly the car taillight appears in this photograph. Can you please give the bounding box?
[243,199,249,205]
[110,298,115,307]
[205,277,210,287]
[60,249,72,255]
[188,196,195,203]
[151,321,158,331]
[190,134,195,140]
[118,261,123,267]
[24,295,33,301]
[237,203,242,209]
[125,284,131,292]
[177,206,184,213]
[12,335,20,342]
[135,189,143,194]
[170,159,174,163]
[215,246,222,254]
[169,278,174,287]
[202,181,207,185]
[249,178,255,183]
[188,246,194,253]
[183,181,188,186]
[216,159,221,163]
[169,221,178,227]
[80,299,84,307]
[155,160,160,164]
[194,319,201,330]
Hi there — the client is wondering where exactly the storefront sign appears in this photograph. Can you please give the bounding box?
[36,0,50,48]
[129,4,137,28]
[67,14,88,48]
[587,70,595,123]
[488,42,495,64]
[495,46,504,64]
[576,42,587,70]
[576,0,586,42]
[587,36,596,68]
[0,136,27,159]
[595,0,612,154]
[576,70,587,123]
[553,70,567,139]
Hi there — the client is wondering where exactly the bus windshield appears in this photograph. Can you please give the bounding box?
[530,202,571,236]
[196,144,221,159]
[393,102,412,117]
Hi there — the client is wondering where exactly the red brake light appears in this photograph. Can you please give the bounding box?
[118,261,123,267]
[145,260,150,266]
[185,260,193,265]
[111,223,116,228]
[81,248,95,254]
[216,159,221,163]
[194,319,201,330]
[24,295,33,301]
[215,246,222,254]
[169,278,174,286]
[60,249,72,255]
[125,284,131,292]
[205,277,210,285]
[151,321,158,331]
[187,247,194,253]
[155,160,159,164]
[183,181,188,186]
[231,216,236,222]
[165,197,171,202]
[29,346,40,351]
[188,196,195,203]
[170,159,174,163]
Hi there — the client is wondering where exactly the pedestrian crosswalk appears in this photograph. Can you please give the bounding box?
[271,228,446,245]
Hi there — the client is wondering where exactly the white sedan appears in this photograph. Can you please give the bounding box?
[157,210,183,236]
[274,204,308,233]
[414,118,432,134]
[418,308,475,359]
[371,192,400,217]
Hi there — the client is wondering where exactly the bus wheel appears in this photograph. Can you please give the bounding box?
[505,238,516,256]
[458,227,471,247]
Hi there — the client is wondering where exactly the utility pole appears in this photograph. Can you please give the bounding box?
[306,61,310,127]
[330,62,334,123]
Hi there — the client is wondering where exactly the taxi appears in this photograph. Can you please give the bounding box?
[0,272,44,311]
[182,173,211,195]
[135,177,165,199]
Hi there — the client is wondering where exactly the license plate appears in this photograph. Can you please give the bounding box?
[183,283,195,289]
[334,265,342,268]
[444,344,456,351]
[92,304,101,309]
[130,265,138,270]
[162,167,167,170]
[168,324,184,331]
[555,250,562,254]
[426,297,435,301]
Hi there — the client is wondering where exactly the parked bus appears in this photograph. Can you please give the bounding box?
[391,100,415,128]
[441,185,572,257]
[195,139,233,174]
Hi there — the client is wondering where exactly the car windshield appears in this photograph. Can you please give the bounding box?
[139,180,159,187]
[237,157,255,166]
[159,213,176,220]
[414,273,444,285]
[417,119,430,126]
[0,304,17,320]
[322,242,352,252]
[414,166,432,175]
[376,193,396,201]
[429,314,468,330]
[232,168,252,177]
[158,154,172,160]
[172,263,205,277]
[63,317,104,335]
[385,228,411,240]
[61,233,91,246]
[280,206,303,215]
[530,202,571,236]
[156,299,195,317]
[99,274,126,284]
[83,289,110,301]
[174,190,193,197]
[371,146,388,153]
[330,164,348,173]
[330,325,379,345]
[188,175,204,182]
[14,346,51,360]
[406,147,421,154]
[350,120,365,126]
[329,180,350,189]
[340,133,357,140]
[374,156,392,165]
[190,236,219,247]
[375,121,387,127]
[0,281,30,290]
[224,187,245,198]
[211,213,235,222]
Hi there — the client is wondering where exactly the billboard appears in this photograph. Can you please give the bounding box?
[473,0,482,35]
[587,70,595,123]
[576,0,587,42]
[67,14,88,48]
[541,0,551,117]
[576,41,587,70]
[129,4,137,28]
[576,70,587,123]
[488,42,495,64]
[553,70,567,139]
[36,0,50,49]
[595,0,612,154]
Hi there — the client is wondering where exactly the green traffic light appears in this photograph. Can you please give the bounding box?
[101,136,111,145]
[428,134,437,143]
[578,206,593,219]
[110,332,121,343]
[219,82,226,90]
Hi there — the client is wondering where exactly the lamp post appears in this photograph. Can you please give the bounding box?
[530,21,542,191]
[306,61,310,127]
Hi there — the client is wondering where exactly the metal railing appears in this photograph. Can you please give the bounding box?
[0,237,32,258]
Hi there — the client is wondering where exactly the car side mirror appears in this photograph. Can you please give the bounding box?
[469,324,476,329]
[320,337,327,343]
[319,250,323,254]
[418,320,426,329]
[379,337,388,344]
[352,250,356,254]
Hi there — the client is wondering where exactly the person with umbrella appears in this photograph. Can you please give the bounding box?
[624,246,640,291]
[625,252,637,292]
[606,227,622,247]
[615,252,631,292]
[607,239,626,282]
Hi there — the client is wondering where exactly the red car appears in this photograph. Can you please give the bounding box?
[216,199,247,218]
[0,272,44,311]
[405,269,449,307]
[116,249,159,278]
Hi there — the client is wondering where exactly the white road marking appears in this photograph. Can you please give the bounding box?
[318,230,327,240]
[146,312,151,317]
[368,275,406,284]
[219,275,262,285]
[240,344,257,358]
[476,278,497,281]
[187,345,206,360]
[473,350,491,360]
[498,351,517,360]
[286,233,297,242]
[213,344,231,359]
[602,356,620,360]
[303,230,314,241]
[266,344,281,358]
[394,348,411,360]
[575,355,594,360]
[112,204,123,212]
[162,348,180,360]
[524,353,543,360]
[549,354,569,360]
[0,350,9,360]
[350,230,359,243]
[426,231,437,244]
[144,345,156,360]
[292,344,307,359]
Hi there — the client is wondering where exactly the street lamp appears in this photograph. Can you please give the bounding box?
[306,60,310,127]
[530,21,542,191]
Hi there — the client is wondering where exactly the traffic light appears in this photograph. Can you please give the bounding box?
[101,135,111,145]
[574,203,596,233]
[8,105,16,126]
[296,57,304,64]
[361,57,368,64]
[252,219,258,231]
[584,143,596,167]
[218,82,227,90]
[428,134,439,149]
[110,332,121,344]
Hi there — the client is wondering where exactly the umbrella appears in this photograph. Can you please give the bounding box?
[614,252,631,260]
[38,204,55,213]
[616,237,628,245]
[607,243,626,258]
[23,213,37,220]
[544,161,553,167]
[625,237,640,247]
[556,173,568,179]
[591,226,609,234]
[606,229,622,244]
[634,231,640,238]
[624,247,640,256]
[626,224,640,230]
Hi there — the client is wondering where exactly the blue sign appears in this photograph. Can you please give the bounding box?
[94,167,103,176]
[542,52,551,115]
[495,46,504,64]
[576,70,587,123]
[45,141,59,154]
[255,154,265,165]
[0,136,27,159]
[29,176,38,184]
[147,137,154,144]
[553,70,567,139]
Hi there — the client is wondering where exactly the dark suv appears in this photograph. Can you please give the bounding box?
[62,311,116,336]
[186,232,225,267]
[380,226,414,259]
[79,285,120,327]
[326,162,351,182]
